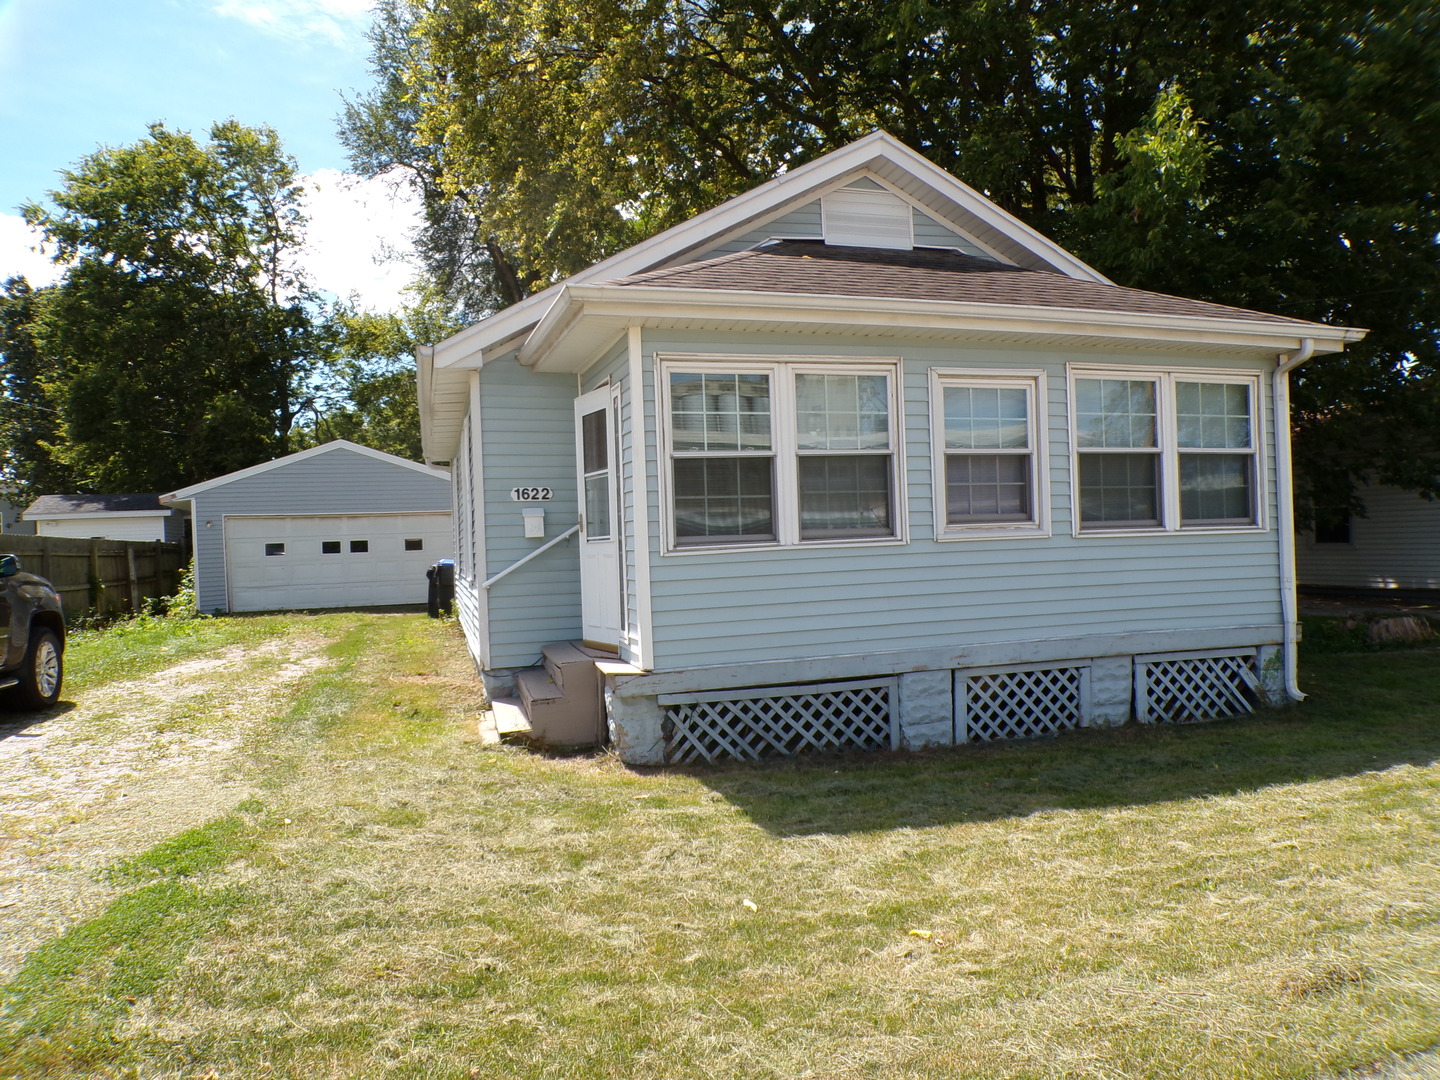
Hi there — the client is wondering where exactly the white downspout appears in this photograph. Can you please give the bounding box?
[1273,337,1315,701]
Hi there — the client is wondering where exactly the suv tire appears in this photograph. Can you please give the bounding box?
[10,628,63,710]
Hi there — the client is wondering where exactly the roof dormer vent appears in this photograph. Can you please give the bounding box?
[821,188,913,250]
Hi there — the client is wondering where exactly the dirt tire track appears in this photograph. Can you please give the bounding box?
[0,634,334,978]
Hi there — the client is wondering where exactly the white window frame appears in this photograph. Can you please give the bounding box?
[929,368,1050,541]
[656,354,907,554]
[1068,364,1267,537]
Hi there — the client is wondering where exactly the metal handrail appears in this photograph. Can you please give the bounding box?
[480,524,580,590]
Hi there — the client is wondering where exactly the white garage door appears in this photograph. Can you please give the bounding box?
[224,514,452,612]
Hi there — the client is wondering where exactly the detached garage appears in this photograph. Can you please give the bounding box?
[163,441,452,614]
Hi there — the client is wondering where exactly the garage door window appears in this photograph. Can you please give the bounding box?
[350,540,369,553]
[322,541,341,554]
[265,543,285,556]
[405,538,423,551]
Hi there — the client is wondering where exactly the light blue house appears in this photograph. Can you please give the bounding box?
[420,132,1365,764]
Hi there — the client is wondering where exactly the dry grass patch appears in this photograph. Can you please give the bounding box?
[2,622,1439,1079]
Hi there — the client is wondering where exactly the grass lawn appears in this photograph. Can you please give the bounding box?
[2,613,1438,1078]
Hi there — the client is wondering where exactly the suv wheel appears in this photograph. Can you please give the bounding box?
[11,628,63,710]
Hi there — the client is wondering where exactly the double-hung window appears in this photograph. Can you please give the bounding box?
[930,370,1048,538]
[663,359,900,550]
[1072,367,1262,533]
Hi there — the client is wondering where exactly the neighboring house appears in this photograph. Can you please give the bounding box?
[23,493,186,543]
[1297,484,1440,591]
[0,495,36,535]
[419,131,1365,764]
[161,440,452,614]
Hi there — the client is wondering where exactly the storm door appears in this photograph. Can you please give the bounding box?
[575,386,621,649]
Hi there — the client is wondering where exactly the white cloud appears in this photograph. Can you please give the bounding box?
[299,168,423,311]
[212,0,373,45]
[0,172,422,313]
[0,213,61,287]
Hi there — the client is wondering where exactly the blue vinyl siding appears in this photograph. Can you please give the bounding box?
[912,209,993,258]
[689,201,824,260]
[477,354,584,668]
[189,446,451,613]
[639,329,1282,671]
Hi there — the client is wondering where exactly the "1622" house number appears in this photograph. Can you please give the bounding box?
[510,487,553,502]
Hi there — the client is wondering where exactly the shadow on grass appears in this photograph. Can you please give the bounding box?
[674,648,1440,837]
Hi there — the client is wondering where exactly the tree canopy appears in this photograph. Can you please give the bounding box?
[12,121,315,494]
[342,0,1440,509]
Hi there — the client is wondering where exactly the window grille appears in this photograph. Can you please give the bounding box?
[958,664,1087,742]
[1136,650,1259,723]
[659,678,897,763]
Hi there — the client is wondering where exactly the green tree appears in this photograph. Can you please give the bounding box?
[0,277,73,500]
[23,121,316,493]
[343,0,1440,507]
[296,290,464,460]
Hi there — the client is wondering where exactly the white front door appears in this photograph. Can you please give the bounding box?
[575,387,621,649]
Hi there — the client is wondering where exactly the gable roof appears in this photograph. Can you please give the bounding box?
[161,440,450,503]
[24,493,170,518]
[420,131,1366,459]
[607,242,1316,325]
[430,132,1108,370]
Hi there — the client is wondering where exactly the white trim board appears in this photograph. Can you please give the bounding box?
[164,440,450,503]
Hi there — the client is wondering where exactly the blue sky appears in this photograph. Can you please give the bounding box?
[0,0,420,308]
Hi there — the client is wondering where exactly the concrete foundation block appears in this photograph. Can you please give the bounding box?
[897,669,954,749]
[1256,644,1287,706]
[481,669,517,701]
[1087,656,1132,727]
[605,681,666,765]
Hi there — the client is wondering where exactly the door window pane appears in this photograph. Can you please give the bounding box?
[670,372,771,452]
[673,458,774,543]
[322,541,340,554]
[798,455,892,538]
[1079,454,1159,525]
[582,409,608,472]
[585,473,611,539]
[350,540,369,553]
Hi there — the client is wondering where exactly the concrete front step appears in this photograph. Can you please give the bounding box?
[481,698,531,745]
[516,666,604,748]
[541,641,608,700]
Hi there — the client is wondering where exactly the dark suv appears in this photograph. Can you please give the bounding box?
[0,553,65,709]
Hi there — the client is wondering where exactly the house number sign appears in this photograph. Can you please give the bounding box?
[510,487,554,502]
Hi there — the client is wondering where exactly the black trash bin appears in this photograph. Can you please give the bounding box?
[426,559,455,618]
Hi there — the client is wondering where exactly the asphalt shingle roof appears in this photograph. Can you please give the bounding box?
[606,241,1312,327]
[24,493,167,517]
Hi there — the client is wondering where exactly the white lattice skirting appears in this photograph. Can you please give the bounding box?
[958,664,1088,742]
[1136,650,1260,723]
[659,678,898,763]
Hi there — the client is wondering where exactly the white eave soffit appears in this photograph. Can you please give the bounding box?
[429,131,1113,370]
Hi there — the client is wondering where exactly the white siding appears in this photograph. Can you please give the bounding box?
[1297,484,1440,590]
[34,515,171,542]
